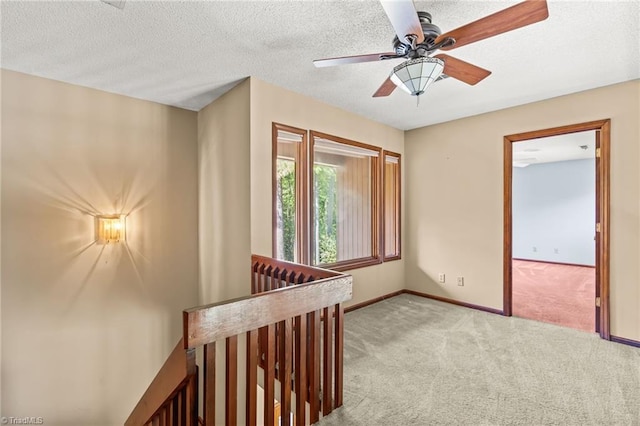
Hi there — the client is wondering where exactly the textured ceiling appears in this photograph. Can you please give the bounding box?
[1,0,639,130]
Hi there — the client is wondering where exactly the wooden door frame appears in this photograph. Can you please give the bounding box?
[503,119,611,340]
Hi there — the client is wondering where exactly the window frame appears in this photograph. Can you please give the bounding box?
[272,123,397,272]
[272,122,309,264]
[382,150,402,261]
[309,130,382,271]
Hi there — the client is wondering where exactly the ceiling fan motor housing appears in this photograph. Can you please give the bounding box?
[393,11,442,57]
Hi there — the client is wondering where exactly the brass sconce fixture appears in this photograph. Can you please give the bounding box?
[96,215,126,244]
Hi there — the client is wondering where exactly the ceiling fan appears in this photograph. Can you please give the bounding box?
[314,0,549,98]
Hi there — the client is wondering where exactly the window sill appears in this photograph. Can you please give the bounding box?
[382,254,402,262]
[317,257,382,272]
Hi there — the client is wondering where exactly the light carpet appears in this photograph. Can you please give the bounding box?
[319,294,640,426]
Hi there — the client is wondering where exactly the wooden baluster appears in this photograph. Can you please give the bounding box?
[152,415,159,426]
[258,263,268,370]
[334,304,344,408]
[246,329,258,426]
[308,310,321,423]
[191,370,200,426]
[226,336,238,426]
[172,392,179,425]
[267,266,275,291]
[187,370,199,426]
[158,407,167,426]
[172,395,179,425]
[258,331,267,369]
[165,403,171,426]
[294,314,307,426]
[273,267,281,378]
[288,271,297,285]
[280,318,293,426]
[323,305,334,416]
[204,343,216,426]
[183,388,189,425]
[251,261,259,294]
[178,388,186,425]
[275,326,280,380]
[263,324,276,426]
[272,267,280,289]
[297,273,306,284]
[259,264,267,293]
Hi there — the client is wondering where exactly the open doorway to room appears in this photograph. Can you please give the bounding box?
[512,132,596,332]
[504,120,611,339]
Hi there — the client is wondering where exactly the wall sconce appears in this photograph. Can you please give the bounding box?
[96,215,126,244]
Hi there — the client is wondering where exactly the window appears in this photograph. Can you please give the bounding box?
[311,132,381,269]
[272,124,307,263]
[383,151,401,260]
[273,124,395,271]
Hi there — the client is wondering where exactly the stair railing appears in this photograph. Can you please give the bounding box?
[249,255,349,424]
[124,339,198,426]
[126,255,352,426]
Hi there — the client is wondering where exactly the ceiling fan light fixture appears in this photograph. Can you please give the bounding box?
[390,57,444,96]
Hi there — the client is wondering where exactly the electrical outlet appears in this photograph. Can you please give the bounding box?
[554,248,559,254]
[438,273,446,283]
[532,247,537,252]
[457,277,464,286]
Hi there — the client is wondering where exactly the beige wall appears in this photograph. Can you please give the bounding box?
[198,79,251,303]
[0,70,199,425]
[405,80,640,341]
[249,78,405,307]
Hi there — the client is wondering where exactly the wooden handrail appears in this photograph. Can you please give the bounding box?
[183,275,352,349]
[125,338,197,426]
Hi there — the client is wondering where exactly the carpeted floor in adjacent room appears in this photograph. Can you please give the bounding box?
[318,294,640,426]
[512,260,595,332]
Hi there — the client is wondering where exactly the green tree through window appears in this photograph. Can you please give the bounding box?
[277,158,296,262]
[314,164,338,264]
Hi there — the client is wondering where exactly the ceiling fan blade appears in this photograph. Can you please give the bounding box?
[435,0,549,51]
[380,0,425,44]
[434,54,491,85]
[314,52,399,68]
[101,0,126,9]
[373,77,397,97]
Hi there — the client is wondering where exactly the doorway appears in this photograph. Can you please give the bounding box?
[503,120,611,340]
[511,132,596,332]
